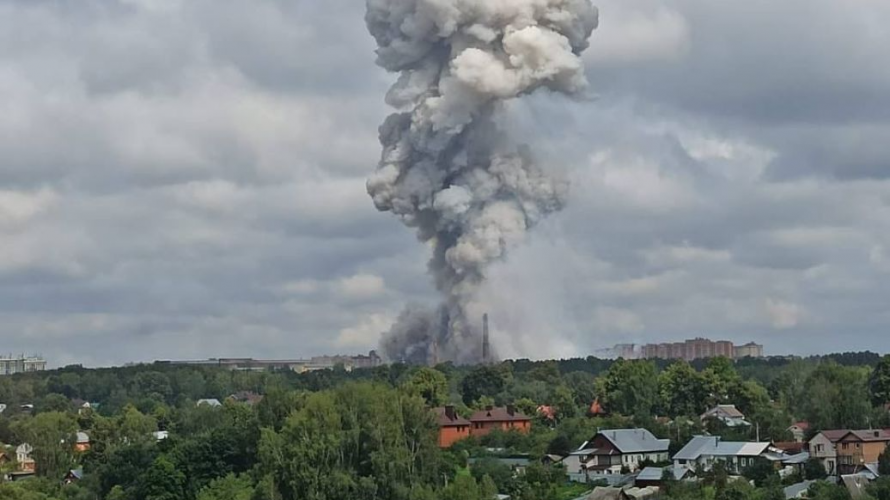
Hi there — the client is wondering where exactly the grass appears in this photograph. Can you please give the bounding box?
[555,482,593,500]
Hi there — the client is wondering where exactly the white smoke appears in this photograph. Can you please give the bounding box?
[366,0,598,364]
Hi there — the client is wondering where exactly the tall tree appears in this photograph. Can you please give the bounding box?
[600,359,658,417]
[401,368,449,406]
[869,355,890,407]
[658,361,706,417]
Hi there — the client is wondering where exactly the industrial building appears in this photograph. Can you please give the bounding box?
[0,356,47,376]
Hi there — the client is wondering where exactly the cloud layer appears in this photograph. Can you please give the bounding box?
[2,0,890,366]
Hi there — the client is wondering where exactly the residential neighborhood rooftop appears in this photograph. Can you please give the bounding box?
[598,429,670,453]
[673,436,770,461]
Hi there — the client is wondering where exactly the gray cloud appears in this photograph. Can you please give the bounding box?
[2,0,890,366]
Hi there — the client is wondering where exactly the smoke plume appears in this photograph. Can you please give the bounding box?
[366,0,598,364]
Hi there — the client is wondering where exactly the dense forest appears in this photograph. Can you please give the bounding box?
[2,351,890,500]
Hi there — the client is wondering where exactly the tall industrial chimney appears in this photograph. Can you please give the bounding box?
[482,313,490,364]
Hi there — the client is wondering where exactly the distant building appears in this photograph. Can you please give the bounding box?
[567,429,670,475]
[609,338,765,361]
[700,405,751,428]
[0,356,47,376]
[673,436,771,474]
[469,406,532,438]
[162,350,383,373]
[810,429,850,475]
[734,342,764,359]
[836,430,890,475]
[434,406,471,448]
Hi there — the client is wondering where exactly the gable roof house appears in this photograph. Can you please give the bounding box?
[673,436,771,475]
[16,443,35,473]
[787,422,810,443]
[808,430,849,476]
[75,432,90,453]
[434,406,471,448]
[572,429,670,476]
[469,406,532,437]
[700,405,751,427]
[836,430,890,475]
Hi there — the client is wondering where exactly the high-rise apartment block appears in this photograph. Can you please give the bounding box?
[0,356,47,376]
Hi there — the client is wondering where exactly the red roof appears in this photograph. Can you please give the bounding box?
[791,421,810,430]
[773,442,806,454]
[537,405,556,421]
[589,398,606,416]
[434,407,470,427]
[469,406,531,423]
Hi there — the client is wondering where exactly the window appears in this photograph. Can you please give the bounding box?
[816,444,824,453]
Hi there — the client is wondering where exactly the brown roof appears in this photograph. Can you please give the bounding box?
[470,406,531,423]
[773,442,806,454]
[841,430,890,442]
[434,407,470,427]
[816,430,851,442]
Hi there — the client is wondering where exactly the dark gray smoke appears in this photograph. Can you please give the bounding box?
[366,0,598,364]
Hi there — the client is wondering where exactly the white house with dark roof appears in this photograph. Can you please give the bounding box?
[673,436,771,474]
[700,405,751,427]
[571,429,671,475]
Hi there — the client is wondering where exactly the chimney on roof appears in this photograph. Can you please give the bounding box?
[507,405,515,416]
[445,405,456,420]
[482,313,491,364]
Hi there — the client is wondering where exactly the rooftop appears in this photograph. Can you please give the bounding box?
[470,406,531,423]
[673,436,770,461]
[598,429,670,453]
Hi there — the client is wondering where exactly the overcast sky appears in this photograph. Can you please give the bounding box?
[3,0,890,367]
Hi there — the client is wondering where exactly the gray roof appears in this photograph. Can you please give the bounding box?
[636,467,665,482]
[197,398,222,407]
[784,481,815,499]
[599,429,670,453]
[673,436,770,461]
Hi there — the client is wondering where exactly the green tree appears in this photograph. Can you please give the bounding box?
[742,458,778,488]
[196,474,254,500]
[880,447,890,476]
[461,366,507,405]
[401,368,449,406]
[600,359,658,416]
[137,456,186,500]
[870,355,890,407]
[658,361,706,417]
[805,458,828,480]
[12,411,78,478]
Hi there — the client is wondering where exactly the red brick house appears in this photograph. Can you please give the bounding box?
[469,406,531,437]
[434,406,471,448]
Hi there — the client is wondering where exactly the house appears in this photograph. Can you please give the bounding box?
[469,406,531,437]
[196,398,222,408]
[537,405,556,422]
[563,446,600,475]
[434,406,471,448]
[787,422,810,442]
[63,469,83,484]
[16,443,36,473]
[673,436,770,474]
[634,465,689,487]
[228,391,264,405]
[75,432,90,452]
[152,431,169,442]
[700,405,751,427]
[809,430,849,475]
[0,403,6,414]
[589,398,607,417]
[575,429,671,475]
[836,430,890,475]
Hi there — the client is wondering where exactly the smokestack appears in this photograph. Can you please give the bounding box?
[482,313,490,364]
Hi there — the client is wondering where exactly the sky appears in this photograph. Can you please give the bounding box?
[2,0,890,367]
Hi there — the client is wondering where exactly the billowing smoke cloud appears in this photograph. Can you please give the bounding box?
[366,0,598,364]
